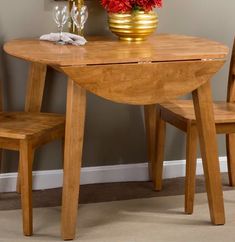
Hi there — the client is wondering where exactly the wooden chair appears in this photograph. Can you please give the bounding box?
[153,38,235,214]
[0,77,65,236]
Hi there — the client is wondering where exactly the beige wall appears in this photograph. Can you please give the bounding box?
[0,0,234,172]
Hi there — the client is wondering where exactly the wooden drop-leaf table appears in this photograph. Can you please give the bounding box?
[4,34,229,240]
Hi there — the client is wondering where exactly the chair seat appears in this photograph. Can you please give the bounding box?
[159,100,235,124]
[0,112,65,139]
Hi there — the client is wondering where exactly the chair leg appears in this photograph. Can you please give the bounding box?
[153,107,166,191]
[226,134,235,186]
[185,123,198,214]
[16,149,35,194]
[19,140,34,236]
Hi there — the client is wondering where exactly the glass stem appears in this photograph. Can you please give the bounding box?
[78,19,82,35]
[59,26,63,41]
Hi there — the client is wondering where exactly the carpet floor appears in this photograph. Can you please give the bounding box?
[0,190,235,242]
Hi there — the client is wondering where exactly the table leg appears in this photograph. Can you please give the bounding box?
[144,105,156,179]
[154,106,166,191]
[192,81,225,225]
[61,79,86,240]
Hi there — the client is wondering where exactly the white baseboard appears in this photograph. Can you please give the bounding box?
[0,156,228,193]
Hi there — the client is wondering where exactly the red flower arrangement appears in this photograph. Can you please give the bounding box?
[101,0,162,13]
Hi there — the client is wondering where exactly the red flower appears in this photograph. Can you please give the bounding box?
[101,0,110,9]
[101,0,132,13]
[136,0,162,11]
[101,0,162,13]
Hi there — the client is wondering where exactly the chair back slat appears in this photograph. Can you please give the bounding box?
[227,38,235,102]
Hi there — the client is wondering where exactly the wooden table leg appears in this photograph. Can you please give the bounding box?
[144,105,156,179]
[61,79,86,240]
[154,106,166,191]
[17,63,47,193]
[192,81,225,225]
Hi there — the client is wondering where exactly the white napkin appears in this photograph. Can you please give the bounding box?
[40,32,87,46]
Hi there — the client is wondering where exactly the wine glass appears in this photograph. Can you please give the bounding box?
[52,5,69,45]
[70,3,88,34]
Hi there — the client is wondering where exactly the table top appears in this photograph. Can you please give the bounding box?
[4,34,228,66]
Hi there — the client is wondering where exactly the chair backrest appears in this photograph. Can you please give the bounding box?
[227,38,235,102]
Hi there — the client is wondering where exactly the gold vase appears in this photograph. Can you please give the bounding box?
[108,11,158,42]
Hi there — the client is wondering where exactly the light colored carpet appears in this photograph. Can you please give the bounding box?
[0,191,235,242]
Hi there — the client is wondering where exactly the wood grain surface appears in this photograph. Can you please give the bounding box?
[3,34,228,66]
[61,60,225,105]
[0,112,64,139]
[159,100,235,124]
